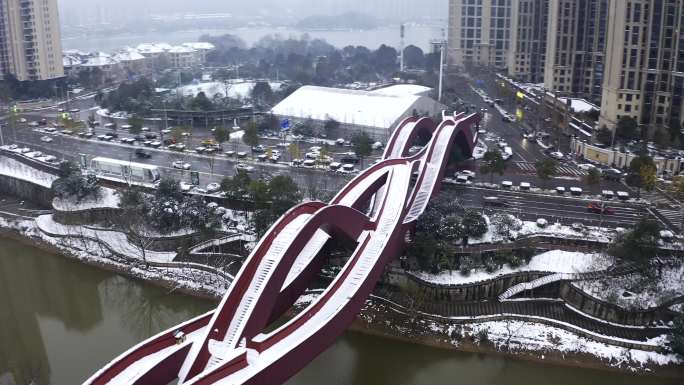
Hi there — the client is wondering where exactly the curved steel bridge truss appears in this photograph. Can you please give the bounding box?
[85,112,481,385]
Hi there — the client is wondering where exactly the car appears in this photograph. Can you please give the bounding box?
[237,151,247,159]
[28,121,39,127]
[40,136,53,143]
[587,202,614,215]
[180,182,194,192]
[252,145,266,153]
[602,168,623,181]
[195,147,207,153]
[135,149,151,159]
[483,196,510,207]
[257,154,268,162]
[549,151,564,160]
[303,159,316,168]
[103,135,114,141]
[26,151,43,158]
[97,134,107,141]
[17,147,31,154]
[172,161,191,170]
[42,155,57,163]
[43,127,57,133]
[144,133,157,139]
[206,183,221,193]
[69,108,80,113]
[371,142,383,150]
[224,150,235,157]
[61,130,74,135]
[83,132,94,139]
[141,127,150,132]
[236,163,255,173]
[336,138,345,146]
[456,170,476,180]
[143,141,153,147]
[577,163,597,171]
[19,118,27,123]
[341,153,359,164]
[161,129,172,135]
[151,141,162,148]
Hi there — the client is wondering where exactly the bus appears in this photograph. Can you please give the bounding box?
[90,157,160,184]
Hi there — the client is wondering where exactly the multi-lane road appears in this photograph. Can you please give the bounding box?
[451,185,654,229]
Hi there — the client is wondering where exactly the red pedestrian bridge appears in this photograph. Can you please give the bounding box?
[85,112,481,385]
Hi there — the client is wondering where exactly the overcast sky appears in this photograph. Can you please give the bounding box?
[58,0,447,22]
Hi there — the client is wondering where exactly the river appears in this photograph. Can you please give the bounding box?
[0,237,679,385]
[61,25,445,53]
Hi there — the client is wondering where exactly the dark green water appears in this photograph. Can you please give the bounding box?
[0,237,680,385]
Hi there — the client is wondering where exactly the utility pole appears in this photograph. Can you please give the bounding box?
[399,24,405,72]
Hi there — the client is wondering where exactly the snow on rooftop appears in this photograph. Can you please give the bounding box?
[559,97,600,113]
[82,52,119,67]
[136,43,173,54]
[182,42,216,51]
[168,46,197,54]
[271,86,431,129]
[113,48,146,62]
[370,84,432,97]
[0,155,58,188]
[63,55,83,67]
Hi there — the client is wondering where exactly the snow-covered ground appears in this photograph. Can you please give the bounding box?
[469,215,613,245]
[177,80,283,99]
[52,186,120,211]
[450,320,680,370]
[36,215,176,263]
[0,155,57,188]
[575,263,684,310]
[413,250,612,286]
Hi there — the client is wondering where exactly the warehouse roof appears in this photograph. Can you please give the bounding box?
[271,86,436,129]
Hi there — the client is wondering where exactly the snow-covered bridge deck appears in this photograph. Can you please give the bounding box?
[84,112,481,385]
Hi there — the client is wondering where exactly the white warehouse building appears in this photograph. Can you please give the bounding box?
[271,86,445,141]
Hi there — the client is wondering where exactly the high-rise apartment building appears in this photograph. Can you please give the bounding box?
[543,0,609,105]
[447,0,513,70]
[507,0,549,83]
[599,0,684,131]
[0,0,64,81]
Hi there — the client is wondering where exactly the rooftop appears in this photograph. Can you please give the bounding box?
[271,86,433,129]
[370,84,433,97]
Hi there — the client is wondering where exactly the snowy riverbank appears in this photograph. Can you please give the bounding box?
[0,214,681,376]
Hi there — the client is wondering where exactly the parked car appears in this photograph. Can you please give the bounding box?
[40,136,53,143]
[549,151,564,160]
[252,145,266,153]
[456,170,476,180]
[172,161,191,170]
[206,183,221,193]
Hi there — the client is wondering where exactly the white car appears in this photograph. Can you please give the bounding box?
[26,151,43,158]
[172,161,191,170]
[456,170,476,180]
[372,142,383,150]
[577,163,597,171]
[236,163,255,173]
[40,136,53,143]
[206,183,221,193]
[42,155,57,163]
[549,151,564,160]
[180,182,194,192]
